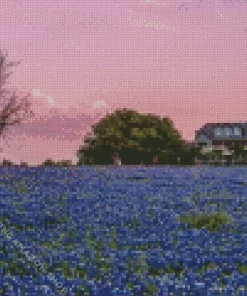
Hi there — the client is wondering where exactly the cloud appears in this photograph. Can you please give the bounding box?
[47,96,55,106]
[11,109,105,141]
[92,100,108,109]
[32,89,56,107]
[132,18,176,30]
[32,89,42,97]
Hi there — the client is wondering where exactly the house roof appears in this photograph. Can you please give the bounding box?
[195,122,247,141]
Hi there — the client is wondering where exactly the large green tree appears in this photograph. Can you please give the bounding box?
[77,109,193,165]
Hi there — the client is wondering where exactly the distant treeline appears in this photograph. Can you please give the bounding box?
[0,159,73,167]
[41,159,73,167]
[0,160,29,167]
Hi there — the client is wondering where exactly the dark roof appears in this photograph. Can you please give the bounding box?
[195,122,247,141]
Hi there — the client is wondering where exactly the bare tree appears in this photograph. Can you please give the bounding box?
[0,49,33,137]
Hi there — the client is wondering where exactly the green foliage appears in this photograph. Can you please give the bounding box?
[147,263,184,278]
[179,211,232,232]
[74,285,91,296]
[237,262,247,275]
[41,158,56,166]
[56,160,72,167]
[144,282,158,296]
[232,142,245,156]
[77,109,192,165]
[4,260,33,277]
[12,179,29,195]
[231,142,247,161]
[1,159,14,167]
[125,215,141,231]
[197,262,219,275]
[41,159,72,167]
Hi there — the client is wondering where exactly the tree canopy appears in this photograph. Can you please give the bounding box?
[77,109,194,165]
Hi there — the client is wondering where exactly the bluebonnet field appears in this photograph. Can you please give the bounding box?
[1,166,247,295]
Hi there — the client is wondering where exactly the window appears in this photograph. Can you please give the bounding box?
[224,127,232,136]
[214,127,222,136]
[233,127,241,136]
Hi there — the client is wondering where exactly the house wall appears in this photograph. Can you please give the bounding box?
[195,124,247,165]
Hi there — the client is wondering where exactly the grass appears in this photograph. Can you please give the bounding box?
[125,216,141,231]
[144,283,158,296]
[0,215,34,232]
[197,262,219,274]
[179,211,232,232]
[74,285,91,296]
[237,262,247,275]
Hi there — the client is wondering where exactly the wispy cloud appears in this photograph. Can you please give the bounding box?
[131,18,176,31]
[32,89,56,107]
[10,111,104,141]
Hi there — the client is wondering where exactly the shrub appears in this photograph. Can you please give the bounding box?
[41,158,56,166]
[1,159,14,167]
[56,160,72,167]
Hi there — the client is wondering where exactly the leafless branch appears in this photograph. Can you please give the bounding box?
[0,49,33,136]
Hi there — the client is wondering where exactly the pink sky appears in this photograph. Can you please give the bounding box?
[0,0,246,165]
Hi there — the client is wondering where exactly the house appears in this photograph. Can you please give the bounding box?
[195,122,247,165]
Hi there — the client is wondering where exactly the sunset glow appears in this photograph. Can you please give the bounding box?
[0,0,246,165]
